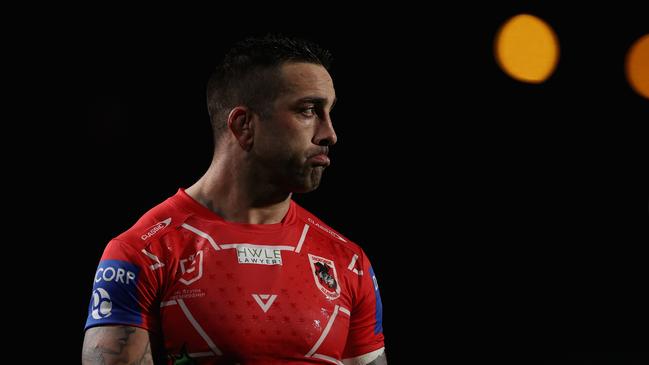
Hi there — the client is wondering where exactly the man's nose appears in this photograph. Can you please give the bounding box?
[313,114,337,147]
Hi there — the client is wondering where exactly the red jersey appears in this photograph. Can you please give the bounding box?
[85,189,384,364]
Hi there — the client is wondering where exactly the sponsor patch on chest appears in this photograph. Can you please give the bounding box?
[236,246,283,266]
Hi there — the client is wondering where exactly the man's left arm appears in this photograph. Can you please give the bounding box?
[342,249,386,364]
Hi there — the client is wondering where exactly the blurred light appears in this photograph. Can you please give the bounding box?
[495,14,560,83]
[625,34,649,100]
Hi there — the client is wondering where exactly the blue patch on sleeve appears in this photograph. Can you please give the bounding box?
[368,266,383,334]
[85,260,143,329]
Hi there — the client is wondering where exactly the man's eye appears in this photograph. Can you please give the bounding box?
[301,107,316,116]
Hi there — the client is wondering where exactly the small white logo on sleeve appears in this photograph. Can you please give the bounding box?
[91,288,112,319]
[141,218,172,241]
[307,217,347,242]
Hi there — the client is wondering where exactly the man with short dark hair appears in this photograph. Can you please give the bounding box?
[82,34,386,365]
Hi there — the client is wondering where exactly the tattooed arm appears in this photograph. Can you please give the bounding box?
[82,325,163,365]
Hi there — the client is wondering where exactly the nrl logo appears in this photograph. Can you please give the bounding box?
[308,254,341,300]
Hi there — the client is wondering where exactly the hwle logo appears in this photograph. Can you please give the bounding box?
[236,246,283,266]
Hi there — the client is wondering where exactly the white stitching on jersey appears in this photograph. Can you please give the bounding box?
[181,223,221,251]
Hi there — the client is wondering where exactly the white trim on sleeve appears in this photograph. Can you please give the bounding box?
[342,347,385,365]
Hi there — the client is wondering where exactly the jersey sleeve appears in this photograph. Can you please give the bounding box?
[342,249,385,359]
[84,239,161,333]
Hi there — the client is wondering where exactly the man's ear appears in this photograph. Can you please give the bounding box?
[227,106,255,151]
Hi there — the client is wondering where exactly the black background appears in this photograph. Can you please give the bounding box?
[20,2,648,363]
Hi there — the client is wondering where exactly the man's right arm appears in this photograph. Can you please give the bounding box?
[82,325,159,365]
[84,237,166,364]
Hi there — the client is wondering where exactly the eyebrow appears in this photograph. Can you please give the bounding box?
[296,96,337,109]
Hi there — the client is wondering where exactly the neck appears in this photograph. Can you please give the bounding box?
[185,155,292,225]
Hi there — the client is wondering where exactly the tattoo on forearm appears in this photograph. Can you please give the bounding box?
[82,326,153,365]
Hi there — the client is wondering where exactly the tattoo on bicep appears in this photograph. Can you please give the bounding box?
[136,340,153,365]
[82,326,143,364]
[112,326,136,354]
[82,347,107,365]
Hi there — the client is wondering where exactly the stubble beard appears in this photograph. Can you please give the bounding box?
[255,151,326,194]
[305,166,325,192]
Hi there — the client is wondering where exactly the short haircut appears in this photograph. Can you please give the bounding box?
[206,34,333,143]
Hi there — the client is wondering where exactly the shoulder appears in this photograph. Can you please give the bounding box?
[111,192,193,252]
[293,200,367,257]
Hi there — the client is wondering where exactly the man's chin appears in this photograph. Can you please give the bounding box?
[294,181,321,193]
[292,169,324,193]
[293,185,319,194]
